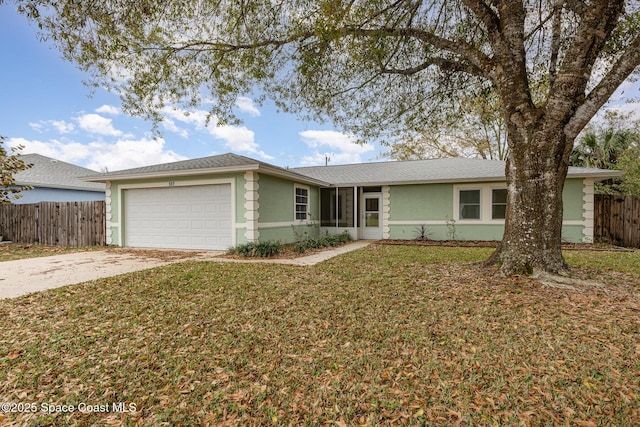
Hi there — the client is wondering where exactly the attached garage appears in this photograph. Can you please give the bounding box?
[124,184,232,250]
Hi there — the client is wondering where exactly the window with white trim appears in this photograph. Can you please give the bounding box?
[491,189,508,219]
[459,189,481,220]
[295,186,309,220]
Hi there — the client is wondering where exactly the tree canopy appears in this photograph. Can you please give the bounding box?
[13,0,639,139]
[10,0,640,274]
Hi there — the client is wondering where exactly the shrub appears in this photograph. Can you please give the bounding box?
[294,232,351,253]
[229,240,281,257]
[414,224,433,241]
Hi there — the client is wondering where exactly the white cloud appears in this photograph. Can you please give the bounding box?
[161,106,273,160]
[298,130,374,165]
[95,105,120,115]
[28,120,74,134]
[208,124,274,160]
[76,113,123,136]
[235,97,261,117]
[29,122,44,133]
[84,137,187,171]
[161,107,210,128]
[7,136,187,172]
[161,118,189,138]
[7,137,94,165]
[50,120,75,134]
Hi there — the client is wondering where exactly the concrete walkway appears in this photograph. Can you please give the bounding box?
[0,241,371,299]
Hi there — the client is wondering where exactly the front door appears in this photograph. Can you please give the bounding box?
[361,194,382,240]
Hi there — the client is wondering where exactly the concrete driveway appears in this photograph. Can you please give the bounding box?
[0,249,220,299]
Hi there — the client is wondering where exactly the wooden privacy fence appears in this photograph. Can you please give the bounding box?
[0,201,106,247]
[594,194,640,248]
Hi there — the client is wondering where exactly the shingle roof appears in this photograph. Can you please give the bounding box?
[92,153,261,177]
[14,154,105,191]
[83,153,328,185]
[291,157,621,186]
[82,153,621,187]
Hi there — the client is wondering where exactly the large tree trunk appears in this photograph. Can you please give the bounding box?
[498,121,572,275]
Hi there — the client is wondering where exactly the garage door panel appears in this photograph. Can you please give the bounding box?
[125,184,232,250]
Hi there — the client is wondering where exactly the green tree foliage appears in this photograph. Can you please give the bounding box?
[570,113,640,195]
[9,0,640,274]
[0,136,32,204]
[617,145,640,195]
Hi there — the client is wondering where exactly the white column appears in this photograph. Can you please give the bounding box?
[244,171,260,242]
[382,185,390,239]
[105,181,113,245]
[583,178,595,243]
[353,186,359,240]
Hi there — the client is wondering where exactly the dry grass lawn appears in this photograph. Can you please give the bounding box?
[0,245,638,426]
[0,243,106,262]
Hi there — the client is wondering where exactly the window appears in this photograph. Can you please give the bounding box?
[320,187,355,227]
[320,188,336,226]
[492,189,507,219]
[459,189,481,220]
[362,186,382,193]
[295,186,309,220]
[364,197,380,227]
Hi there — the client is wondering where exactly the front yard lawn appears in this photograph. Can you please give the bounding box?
[1,245,638,425]
[0,243,105,262]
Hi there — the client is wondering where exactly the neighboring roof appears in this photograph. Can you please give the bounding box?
[14,154,105,192]
[82,153,329,186]
[82,153,622,187]
[292,157,623,186]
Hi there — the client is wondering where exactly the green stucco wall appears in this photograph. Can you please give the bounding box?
[388,224,585,243]
[386,179,587,243]
[389,183,453,221]
[235,228,247,246]
[258,224,320,243]
[258,174,296,222]
[256,173,320,244]
[562,179,584,221]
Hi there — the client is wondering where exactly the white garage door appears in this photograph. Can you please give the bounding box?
[124,184,232,250]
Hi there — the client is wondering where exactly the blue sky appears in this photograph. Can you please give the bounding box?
[0,5,379,172]
[1,5,639,173]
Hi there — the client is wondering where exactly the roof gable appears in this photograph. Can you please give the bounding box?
[14,154,105,192]
[83,153,328,186]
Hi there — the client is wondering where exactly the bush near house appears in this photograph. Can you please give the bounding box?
[230,232,352,258]
[294,232,351,253]
[229,240,282,257]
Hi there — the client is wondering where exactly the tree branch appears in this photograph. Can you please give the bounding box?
[378,56,485,77]
[460,0,500,35]
[160,24,495,79]
[342,26,494,77]
[565,33,640,139]
[548,0,563,87]
[162,32,314,53]
[546,0,625,121]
